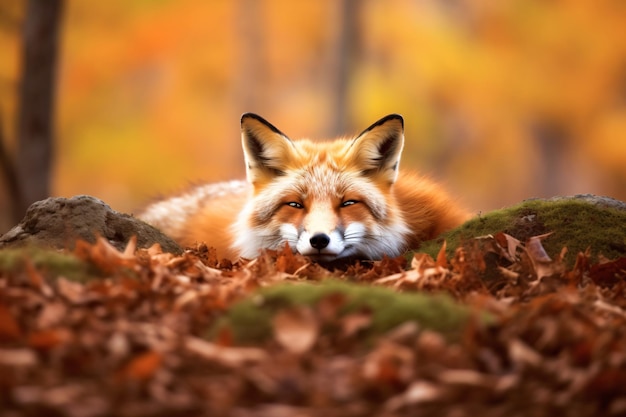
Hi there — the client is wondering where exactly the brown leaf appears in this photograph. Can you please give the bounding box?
[385,380,442,411]
[36,301,67,328]
[0,348,38,367]
[526,233,566,279]
[272,306,319,354]
[213,325,234,347]
[74,236,135,274]
[341,310,372,338]
[508,339,543,368]
[494,232,522,262]
[362,342,414,385]
[185,336,267,367]
[56,277,87,304]
[24,260,53,297]
[526,233,554,264]
[122,235,137,258]
[589,257,626,286]
[316,292,348,323]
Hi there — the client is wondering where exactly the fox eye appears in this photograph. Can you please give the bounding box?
[341,200,359,207]
[286,202,304,209]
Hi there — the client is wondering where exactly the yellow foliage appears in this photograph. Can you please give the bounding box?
[1,0,625,220]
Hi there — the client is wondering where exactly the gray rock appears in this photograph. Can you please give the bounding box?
[0,195,183,254]
[525,194,626,211]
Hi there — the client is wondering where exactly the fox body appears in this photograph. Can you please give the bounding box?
[139,114,467,261]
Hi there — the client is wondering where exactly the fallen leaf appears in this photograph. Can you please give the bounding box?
[272,306,319,354]
[526,233,553,263]
[56,277,87,304]
[185,336,267,367]
[436,240,449,268]
[385,381,442,411]
[0,348,38,366]
[589,257,626,286]
[0,303,22,341]
[362,341,414,385]
[341,310,372,338]
[118,350,162,381]
[28,329,71,351]
[508,339,543,368]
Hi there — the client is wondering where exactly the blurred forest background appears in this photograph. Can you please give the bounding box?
[1,0,626,234]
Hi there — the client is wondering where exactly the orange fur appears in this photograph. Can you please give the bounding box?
[184,191,247,259]
[393,171,469,249]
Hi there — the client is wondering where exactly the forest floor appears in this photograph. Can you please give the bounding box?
[2,231,626,417]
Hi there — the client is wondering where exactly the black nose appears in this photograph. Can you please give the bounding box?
[309,233,330,250]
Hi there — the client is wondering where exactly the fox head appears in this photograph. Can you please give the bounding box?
[232,113,411,261]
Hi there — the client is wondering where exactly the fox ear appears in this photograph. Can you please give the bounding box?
[241,113,294,185]
[349,114,404,183]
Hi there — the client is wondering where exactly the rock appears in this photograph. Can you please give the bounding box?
[0,195,183,254]
[526,194,626,211]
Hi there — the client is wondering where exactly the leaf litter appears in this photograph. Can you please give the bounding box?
[0,233,626,416]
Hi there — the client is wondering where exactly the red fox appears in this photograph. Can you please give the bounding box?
[139,113,468,261]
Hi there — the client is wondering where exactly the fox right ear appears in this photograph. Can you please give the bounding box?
[348,114,405,184]
[241,113,295,186]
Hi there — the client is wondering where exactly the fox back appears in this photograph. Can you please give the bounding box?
[139,113,468,261]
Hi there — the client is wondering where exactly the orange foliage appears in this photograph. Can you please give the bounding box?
[0,0,625,228]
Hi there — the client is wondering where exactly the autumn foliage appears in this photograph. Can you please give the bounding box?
[2,234,626,416]
[2,1,626,231]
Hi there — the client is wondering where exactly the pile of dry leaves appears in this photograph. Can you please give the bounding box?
[1,232,626,417]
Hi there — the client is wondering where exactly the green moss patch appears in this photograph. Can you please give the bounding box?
[0,246,93,283]
[214,280,484,345]
[419,198,626,265]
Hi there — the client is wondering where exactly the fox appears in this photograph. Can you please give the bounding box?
[139,113,468,262]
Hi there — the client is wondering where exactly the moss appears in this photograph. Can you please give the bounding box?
[214,280,485,345]
[0,246,93,282]
[419,199,626,266]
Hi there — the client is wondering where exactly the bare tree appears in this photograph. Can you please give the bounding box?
[329,0,362,135]
[0,0,64,227]
[12,0,64,220]
[235,0,266,112]
[0,116,20,224]
[530,119,572,198]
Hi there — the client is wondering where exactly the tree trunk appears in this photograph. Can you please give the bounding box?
[236,0,266,112]
[0,116,20,225]
[329,0,361,136]
[15,0,63,220]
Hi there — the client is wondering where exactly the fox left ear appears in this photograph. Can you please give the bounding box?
[241,113,295,185]
[349,114,404,183]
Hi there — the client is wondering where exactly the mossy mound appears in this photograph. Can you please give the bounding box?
[0,246,94,283]
[419,195,626,265]
[213,280,485,345]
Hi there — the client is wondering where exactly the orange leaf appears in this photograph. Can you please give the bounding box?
[119,351,162,381]
[436,240,448,268]
[274,243,305,275]
[0,304,22,342]
[28,329,69,350]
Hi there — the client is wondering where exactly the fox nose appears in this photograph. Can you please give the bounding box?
[309,233,330,250]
